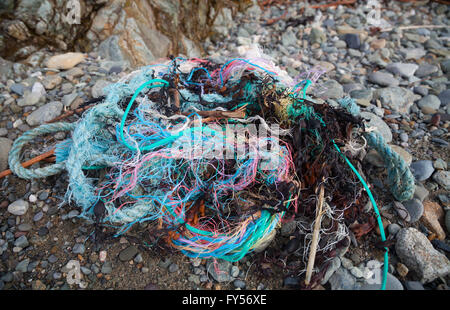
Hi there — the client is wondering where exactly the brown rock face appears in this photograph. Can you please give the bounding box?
[1,0,250,66]
[87,0,247,67]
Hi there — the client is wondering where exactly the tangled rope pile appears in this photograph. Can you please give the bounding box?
[8,45,415,289]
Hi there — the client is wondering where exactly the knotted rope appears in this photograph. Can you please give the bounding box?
[336,96,415,202]
[8,122,76,179]
[364,131,415,202]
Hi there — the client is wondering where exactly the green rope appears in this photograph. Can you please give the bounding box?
[333,141,388,290]
[119,79,169,151]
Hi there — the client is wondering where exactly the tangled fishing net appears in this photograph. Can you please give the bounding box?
[8,45,415,288]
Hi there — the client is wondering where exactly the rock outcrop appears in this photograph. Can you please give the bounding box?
[0,0,251,67]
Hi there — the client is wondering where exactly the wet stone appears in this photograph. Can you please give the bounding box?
[72,243,85,254]
[38,226,49,236]
[168,263,179,273]
[402,199,424,223]
[48,254,58,263]
[410,160,435,181]
[283,276,300,288]
[17,223,32,232]
[38,191,49,201]
[101,262,112,274]
[33,211,44,222]
[119,246,138,262]
[233,279,246,289]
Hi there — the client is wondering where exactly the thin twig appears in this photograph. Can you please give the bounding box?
[304,182,325,286]
[380,24,450,32]
[181,108,246,119]
[310,0,356,9]
[46,104,94,123]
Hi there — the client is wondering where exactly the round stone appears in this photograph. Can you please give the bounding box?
[388,223,401,236]
[119,246,138,262]
[72,243,85,254]
[410,160,434,181]
[402,199,424,223]
[233,279,246,289]
[168,263,179,273]
[7,200,29,216]
[28,195,37,203]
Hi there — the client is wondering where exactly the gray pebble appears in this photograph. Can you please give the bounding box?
[119,246,138,262]
[283,276,300,288]
[7,199,29,216]
[101,262,112,274]
[38,226,49,236]
[18,223,32,232]
[432,170,450,191]
[168,263,179,273]
[386,63,418,78]
[399,133,408,143]
[360,273,403,290]
[1,272,13,283]
[417,95,441,113]
[53,272,62,280]
[410,160,435,181]
[10,83,25,96]
[388,223,401,236]
[33,211,44,222]
[72,243,85,254]
[91,264,100,274]
[415,63,438,78]
[14,235,29,248]
[206,259,232,283]
[38,191,49,201]
[134,254,143,263]
[188,274,200,285]
[368,71,399,87]
[231,265,240,278]
[67,210,80,219]
[402,199,424,223]
[15,258,30,272]
[81,266,91,275]
[233,279,246,289]
[405,281,425,290]
[413,184,429,202]
[413,86,428,96]
[26,102,63,126]
[158,258,171,269]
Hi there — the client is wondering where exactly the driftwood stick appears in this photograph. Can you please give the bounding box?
[47,104,94,123]
[181,108,246,119]
[380,24,450,32]
[304,183,325,286]
[310,0,356,9]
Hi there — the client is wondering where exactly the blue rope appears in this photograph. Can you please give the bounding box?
[8,122,76,179]
[337,97,415,201]
[364,131,415,201]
